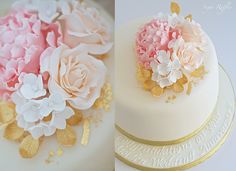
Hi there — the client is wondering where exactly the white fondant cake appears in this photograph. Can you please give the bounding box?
[0,0,114,171]
[115,18,219,142]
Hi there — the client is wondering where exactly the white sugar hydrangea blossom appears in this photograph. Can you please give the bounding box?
[150,51,182,88]
[11,73,74,139]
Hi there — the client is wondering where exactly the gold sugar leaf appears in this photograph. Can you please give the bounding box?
[151,86,164,97]
[67,110,83,126]
[81,119,90,146]
[191,65,207,78]
[93,83,113,111]
[172,82,184,93]
[185,14,192,21]
[143,80,156,90]
[187,81,192,95]
[171,2,181,15]
[0,102,16,123]
[19,135,39,158]
[177,74,188,85]
[136,64,152,82]
[4,121,24,141]
[56,125,76,146]
[43,114,52,122]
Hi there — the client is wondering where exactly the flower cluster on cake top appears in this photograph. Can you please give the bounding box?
[136,2,207,96]
[0,0,112,158]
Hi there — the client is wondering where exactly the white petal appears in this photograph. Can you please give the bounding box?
[42,124,56,136]
[49,93,66,112]
[23,73,37,85]
[50,114,67,129]
[20,84,35,99]
[28,125,44,139]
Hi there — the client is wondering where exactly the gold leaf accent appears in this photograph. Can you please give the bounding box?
[43,114,52,122]
[187,81,192,95]
[19,135,39,158]
[0,102,16,124]
[57,147,63,156]
[67,110,83,126]
[185,14,192,21]
[151,86,164,97]
[177,74,188,85]
[137,64,151,83]
[191,65,207,78]
[4,121,24,140]
[93,83,113,111]
[56,125,76,146]
[143,80,156,90]
[172,82,184,93]
[170,2,181,15]
[81,119,90,146]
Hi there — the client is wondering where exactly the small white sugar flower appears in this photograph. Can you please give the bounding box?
[151,50,182,88]
[20,73,46,100]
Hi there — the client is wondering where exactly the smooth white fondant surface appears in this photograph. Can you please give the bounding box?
[115,18,219,141]
[0,0,114,171]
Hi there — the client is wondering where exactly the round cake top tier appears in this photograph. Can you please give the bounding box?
[115,17,219,142]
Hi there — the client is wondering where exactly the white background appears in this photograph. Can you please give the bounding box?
[115,0,236,170]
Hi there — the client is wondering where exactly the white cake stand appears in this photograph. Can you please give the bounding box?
[115,65,235,171]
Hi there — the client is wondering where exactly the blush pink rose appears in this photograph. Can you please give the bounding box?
[59,4,112,55]
[173,38,204,72]
[177,21,205,44]
[0,10,61,100]
[46,45,107,110]
[136,18,180,69]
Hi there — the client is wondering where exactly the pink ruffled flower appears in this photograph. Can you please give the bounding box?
[136,18,180,69]
[0,10,61,100]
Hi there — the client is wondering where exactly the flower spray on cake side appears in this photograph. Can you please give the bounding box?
[0,0,113,158]
[136,2,207,97]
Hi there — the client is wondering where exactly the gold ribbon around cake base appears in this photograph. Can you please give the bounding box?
[115,110,213,146]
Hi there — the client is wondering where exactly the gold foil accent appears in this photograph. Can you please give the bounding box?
[67,110,83,126]
[4,121,24,141]
[56,125,76,146]
[81,119,90,146]
[0,102,16,124]
[177,74,188,85]
[172,82,184,93]
[185,14,192,21]
[143,80,156,90]
[187,81,193,95]
[45,150,55,164]
[57,147,63,156]
[19,135,39,158]
[93,83,113,111]
[151,86,164,96]
[43,114,52,122]
[191,65,207,78]
[170,2,181,15]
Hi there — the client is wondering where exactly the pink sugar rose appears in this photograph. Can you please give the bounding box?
[136,19,180,69]
[0,10,61,100]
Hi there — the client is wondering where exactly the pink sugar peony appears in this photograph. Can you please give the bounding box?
[136,18,180,69]
[0,10,61,100]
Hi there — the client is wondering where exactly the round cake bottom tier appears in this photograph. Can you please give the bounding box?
[115,18,219,142]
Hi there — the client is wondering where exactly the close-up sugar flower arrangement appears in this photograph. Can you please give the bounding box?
[0,0,112,158]
[136,2,207,96]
